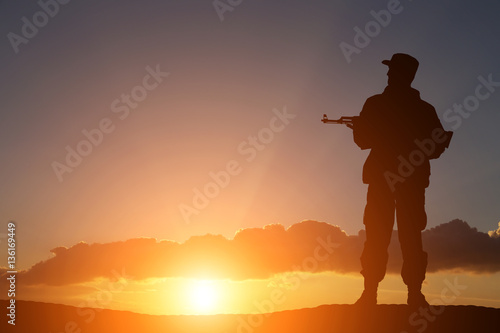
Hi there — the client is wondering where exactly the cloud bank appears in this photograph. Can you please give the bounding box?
[1,219,499,286]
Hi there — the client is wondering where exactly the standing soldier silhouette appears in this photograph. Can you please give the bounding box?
[352,53,452,308]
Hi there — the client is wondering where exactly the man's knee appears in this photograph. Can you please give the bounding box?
[396,200,427,230]
[363,204,395,226]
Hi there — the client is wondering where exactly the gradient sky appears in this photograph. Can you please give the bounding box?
[0,0,499,316]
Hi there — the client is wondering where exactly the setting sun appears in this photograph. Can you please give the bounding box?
[189,280,219,313]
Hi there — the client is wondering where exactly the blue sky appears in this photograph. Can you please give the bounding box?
[0,0,499,269]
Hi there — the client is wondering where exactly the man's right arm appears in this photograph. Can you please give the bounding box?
[353,97,379,150]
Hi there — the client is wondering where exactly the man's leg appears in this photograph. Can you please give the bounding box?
[357,181,395,305]
[395,183,429,307]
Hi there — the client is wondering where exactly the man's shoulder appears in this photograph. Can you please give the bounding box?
[366,93,385,101]
[418,98,436,111]
[360,94,388,116]
[364,93,386,106]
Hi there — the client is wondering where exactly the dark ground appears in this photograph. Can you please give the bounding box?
[1,300,498,333]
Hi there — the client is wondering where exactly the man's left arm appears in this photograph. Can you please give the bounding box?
[424,104,453,159]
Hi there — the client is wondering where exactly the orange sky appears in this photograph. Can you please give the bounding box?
[2,220,500,315]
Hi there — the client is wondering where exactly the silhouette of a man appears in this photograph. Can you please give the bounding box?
[352,53,451,308]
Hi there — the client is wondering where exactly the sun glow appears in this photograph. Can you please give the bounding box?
[189,280,219,313]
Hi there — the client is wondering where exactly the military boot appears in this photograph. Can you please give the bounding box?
[354,280,378,306]
[407,285,429,309]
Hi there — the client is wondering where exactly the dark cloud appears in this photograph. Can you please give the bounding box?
[424,219,500,273]
[1,219,499,286]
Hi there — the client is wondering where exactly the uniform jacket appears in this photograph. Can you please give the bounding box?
[353,86,449,187]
